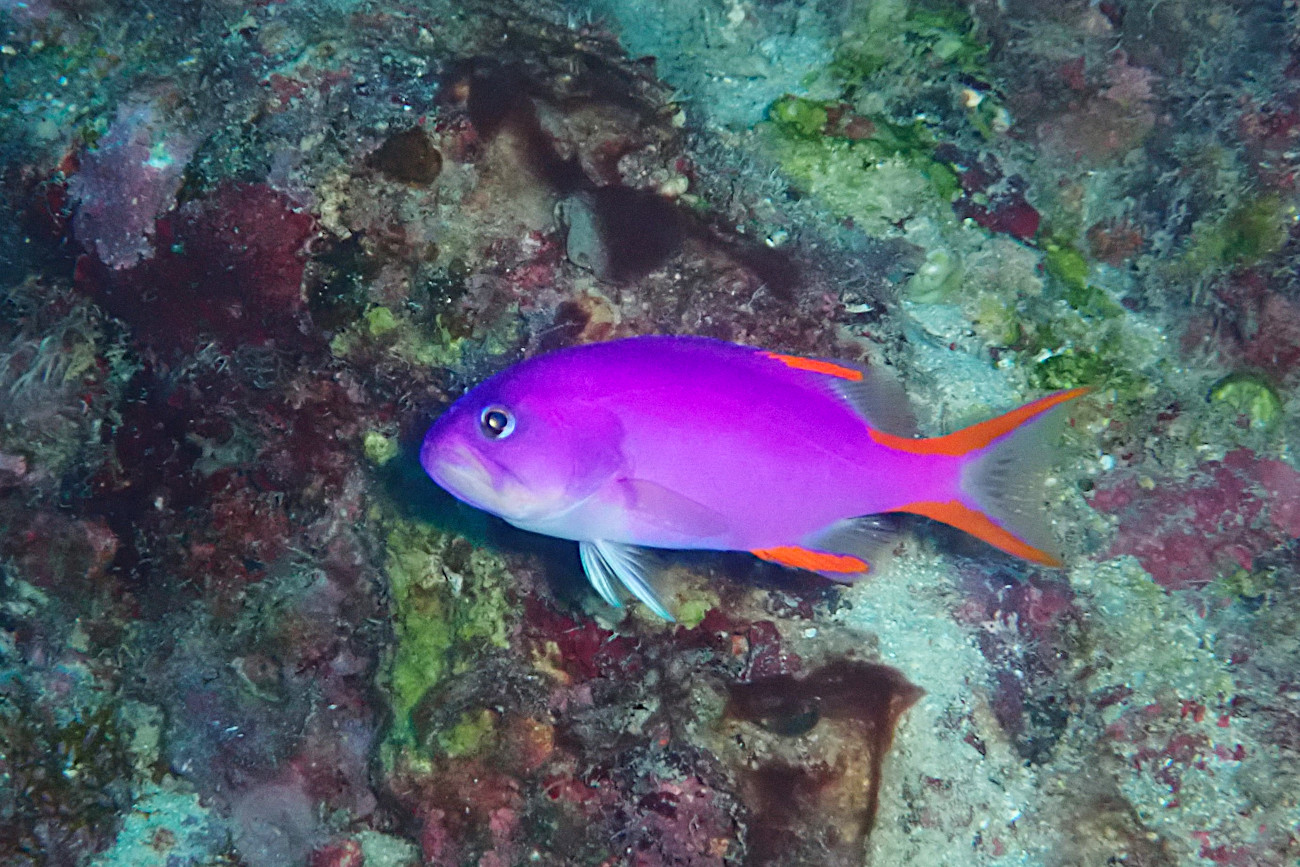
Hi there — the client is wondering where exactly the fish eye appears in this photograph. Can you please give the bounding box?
[479,405,515,439]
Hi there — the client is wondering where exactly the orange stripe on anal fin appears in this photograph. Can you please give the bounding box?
[764,352,864,382]
[896,499,1063,567]
[752,545,869,573]
[869,388,1089,456]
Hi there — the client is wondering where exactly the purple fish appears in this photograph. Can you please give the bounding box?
[420,335,1086,620]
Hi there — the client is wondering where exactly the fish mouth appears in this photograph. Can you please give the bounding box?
[428,440,502,512]
[427,439,565,522]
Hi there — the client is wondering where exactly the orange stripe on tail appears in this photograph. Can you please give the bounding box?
[752,545,869,573]
[869,388,1089,456]
[894,500,1064,567]
[764,353,864,382]
[880,389,1089,567]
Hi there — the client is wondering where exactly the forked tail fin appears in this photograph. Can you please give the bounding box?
[870,389,1088,566]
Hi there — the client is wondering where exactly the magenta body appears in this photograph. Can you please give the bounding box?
[420,336,959,553]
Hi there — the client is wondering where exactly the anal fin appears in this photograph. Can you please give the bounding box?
[753,515,897,583]
[578,540,675,621]
[752,546,870,583]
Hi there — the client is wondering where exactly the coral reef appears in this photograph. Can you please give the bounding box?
[0,0,1299,864]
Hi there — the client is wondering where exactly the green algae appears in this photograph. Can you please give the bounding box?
[1027,347,1123,392]
[363,430,400,465]
[970,292,1020,346]
[764,100,959,234]
[364,305,399,338]
[962,87,1011,140]
[904,4,989,74]
[1175,194,1295,278]
[770,95,830,138]
[1042,238,1123,319]
[1211,566,1278,602]
[356,831,421,867]
[1018,309,1156,400]
[675,597,713,630]
[759,0,999,262]
[759,0,997,233]
[381,517,514,763]
[762,0,1162,426]
[439,708,497,758]
[329,293,521,374]
[830,0,989,86]
[1009,280,1159,401]
[329,304,464,369]
[1208,371,1283,430]
[1063,281,1124,320]
[1028,350,1102,391]
[668,579,721,630]
[1043,242,1089,296]
[764,135,946,234]
[1219,195,1291,265]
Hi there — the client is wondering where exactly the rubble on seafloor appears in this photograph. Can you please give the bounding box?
[1,0,1299,864]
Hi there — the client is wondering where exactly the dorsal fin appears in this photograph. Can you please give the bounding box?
[762,351,919,437]
[763,352,864,381]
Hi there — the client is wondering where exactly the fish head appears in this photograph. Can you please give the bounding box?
[420,368,625,526]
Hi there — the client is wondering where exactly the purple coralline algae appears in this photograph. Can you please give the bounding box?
[68,98,199,270]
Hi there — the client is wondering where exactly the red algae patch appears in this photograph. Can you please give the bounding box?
[1090,449,1300,589]
[75,183,316,355]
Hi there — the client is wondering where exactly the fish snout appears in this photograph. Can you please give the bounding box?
[426,437,497,502]
[424,435,572,523]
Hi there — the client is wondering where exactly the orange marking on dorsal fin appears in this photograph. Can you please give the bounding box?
[764,352,864,382]
[752,545,869,573]
[896,499,1063,566]
[869,388,1089,456]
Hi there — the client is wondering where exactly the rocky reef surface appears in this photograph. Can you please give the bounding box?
[1,0,1298,864]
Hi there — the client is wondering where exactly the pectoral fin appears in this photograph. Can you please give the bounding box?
[578,542,624,610]
[578,540,675,621]
[615,478,730,543]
